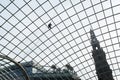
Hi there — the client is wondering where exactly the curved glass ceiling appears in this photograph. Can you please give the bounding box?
[0,0,120,80]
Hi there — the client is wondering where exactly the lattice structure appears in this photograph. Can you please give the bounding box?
[0,0,120,80]
[0,55,30,80]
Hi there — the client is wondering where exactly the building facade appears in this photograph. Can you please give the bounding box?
[3,61,80,80]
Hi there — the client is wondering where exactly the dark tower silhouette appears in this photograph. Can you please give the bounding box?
[90,29,114,80]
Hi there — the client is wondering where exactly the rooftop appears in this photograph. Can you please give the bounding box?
[0,0,120,80]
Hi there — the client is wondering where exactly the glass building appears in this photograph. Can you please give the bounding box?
[0,0,120,80]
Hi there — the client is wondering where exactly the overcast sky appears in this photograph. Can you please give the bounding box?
[0,0,120,80]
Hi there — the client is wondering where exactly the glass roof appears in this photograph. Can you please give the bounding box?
[0,0,120,80]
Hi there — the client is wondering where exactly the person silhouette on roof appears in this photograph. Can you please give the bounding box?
[48,23,52,29]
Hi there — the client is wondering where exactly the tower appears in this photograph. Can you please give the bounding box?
[90,29,114,80]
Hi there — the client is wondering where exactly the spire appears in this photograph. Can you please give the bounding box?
[90,29,100,50]
[90,29,114,80]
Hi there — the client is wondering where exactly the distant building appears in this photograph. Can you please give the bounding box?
[90,29,114,80]
[3,61,81,80]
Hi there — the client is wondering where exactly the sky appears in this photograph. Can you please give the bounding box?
[0,0,120,80]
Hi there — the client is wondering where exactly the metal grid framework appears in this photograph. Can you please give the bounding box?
[0,55,30,80]
[0,0,120,80]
